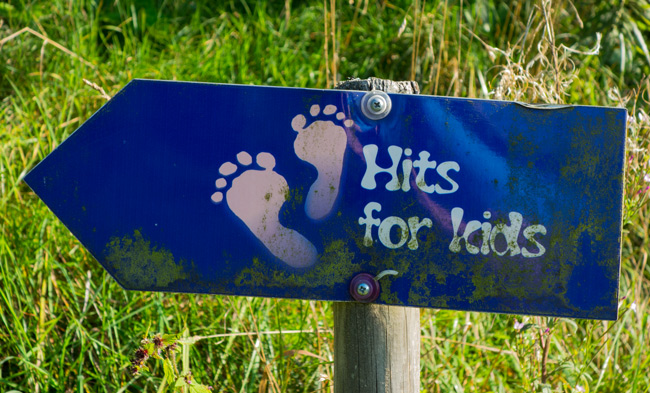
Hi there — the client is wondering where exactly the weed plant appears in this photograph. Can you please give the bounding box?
[1,0,649,392]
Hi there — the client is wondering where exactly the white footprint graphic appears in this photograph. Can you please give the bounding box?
[291,104,353,220]
[212,151,318,268]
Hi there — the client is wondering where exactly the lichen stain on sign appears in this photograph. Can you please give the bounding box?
[105,230,193,289]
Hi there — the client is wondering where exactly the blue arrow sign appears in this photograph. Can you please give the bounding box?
[25,79,626,320]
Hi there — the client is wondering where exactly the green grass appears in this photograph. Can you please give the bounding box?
[1,0,650,391]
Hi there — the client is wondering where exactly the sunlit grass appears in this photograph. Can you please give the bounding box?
[1,0,649,392]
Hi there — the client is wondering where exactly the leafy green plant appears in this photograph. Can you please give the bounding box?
[131,328,213,393]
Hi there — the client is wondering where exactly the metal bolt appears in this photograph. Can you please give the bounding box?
[361,91,392,120]
[349,273,380,302]
[356,282,371,296]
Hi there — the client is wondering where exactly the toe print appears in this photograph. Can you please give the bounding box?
[212,152,318,268]
[291,104,353,220]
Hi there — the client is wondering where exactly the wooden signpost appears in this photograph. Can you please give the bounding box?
[333,78,420,392]
[25,78,627,391]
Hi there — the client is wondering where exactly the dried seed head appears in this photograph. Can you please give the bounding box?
[153,334,164,348]
[134,348,149,362]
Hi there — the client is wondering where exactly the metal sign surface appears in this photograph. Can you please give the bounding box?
[25,79,626,320]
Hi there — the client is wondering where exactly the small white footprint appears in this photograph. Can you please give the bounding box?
[291,104,353,220]
[212,152,318,268]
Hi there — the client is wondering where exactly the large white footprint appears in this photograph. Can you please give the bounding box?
[211,152,318,268]
[291,104,353,220]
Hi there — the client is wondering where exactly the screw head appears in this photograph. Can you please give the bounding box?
[349,273,380,302]
[356,282,371,296]
[368,96,386,113]
[360,91,392,120]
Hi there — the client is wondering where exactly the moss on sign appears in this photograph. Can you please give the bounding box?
[105,230,191,289]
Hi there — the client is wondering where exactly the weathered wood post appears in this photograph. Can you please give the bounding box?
[333,78,420,393]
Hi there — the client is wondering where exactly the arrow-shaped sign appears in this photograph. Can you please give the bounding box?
[25,79,626,320]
